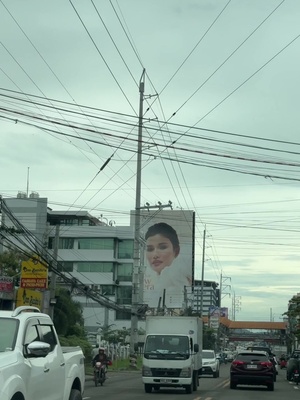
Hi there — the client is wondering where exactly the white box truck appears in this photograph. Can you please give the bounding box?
[142,316,202,394]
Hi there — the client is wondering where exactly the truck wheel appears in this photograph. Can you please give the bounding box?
[185,383,193,394]
[144,384,152,393]
[69,389,82,400]
[192,371,198,391]
[267,382,274,391]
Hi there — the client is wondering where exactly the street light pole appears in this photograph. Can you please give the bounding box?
[130,69,145,353]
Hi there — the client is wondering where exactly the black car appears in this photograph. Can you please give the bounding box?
[230,350,275,391]
[246,346,277,380]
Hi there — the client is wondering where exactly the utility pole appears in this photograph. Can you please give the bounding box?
[220,273,231,309]
[49,224,59,319]
[199,227,206,317]
[130,69,145,353]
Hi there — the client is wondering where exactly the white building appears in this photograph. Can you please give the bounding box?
[1,196,136,333]
[1,196,220,334]
[192,280,220,316]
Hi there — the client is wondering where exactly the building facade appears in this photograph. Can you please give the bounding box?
[192,279,220,316]
[1,196,219,334]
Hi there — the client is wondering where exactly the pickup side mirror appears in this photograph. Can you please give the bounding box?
[194,344,199,353]
[27,341,51,357]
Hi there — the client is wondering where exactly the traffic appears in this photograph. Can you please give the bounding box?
[83,361,300,400]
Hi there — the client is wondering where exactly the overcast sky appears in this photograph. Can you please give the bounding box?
[1,0,300,322]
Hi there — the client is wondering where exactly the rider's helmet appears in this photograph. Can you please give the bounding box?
[99,347,105,353]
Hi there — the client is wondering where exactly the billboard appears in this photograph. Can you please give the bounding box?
[209,306,220,330]
[21,257,48,289]
[133,209,195,309]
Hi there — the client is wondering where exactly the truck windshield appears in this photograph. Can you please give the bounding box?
[144,335,190,360]
[0,318,18,352]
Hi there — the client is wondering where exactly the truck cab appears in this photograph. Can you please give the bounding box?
[142,316,202,394]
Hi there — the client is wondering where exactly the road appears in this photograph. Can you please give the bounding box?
[83,365,299,400]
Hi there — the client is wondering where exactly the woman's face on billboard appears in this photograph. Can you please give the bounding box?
[146,234,177,274]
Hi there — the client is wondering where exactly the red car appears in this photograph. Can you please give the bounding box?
[230,350,275,391]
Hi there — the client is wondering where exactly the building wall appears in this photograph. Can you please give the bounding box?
[192,280,219,316]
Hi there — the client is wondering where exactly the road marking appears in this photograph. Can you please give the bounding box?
[193,398,212,400]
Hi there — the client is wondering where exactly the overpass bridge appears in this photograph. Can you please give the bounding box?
[204,317,287,344]
[220,318,287,344]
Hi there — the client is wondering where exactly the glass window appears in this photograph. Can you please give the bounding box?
[77,262,113,273]
[24,322,40,356]
[101,285,115,296]
[116,263,133,282]
[118,239,134,259]
[78,238,114,250]
[116,286,132,305]
[40,325,57,352]
[115,310,131,320]
[48,237,74,249]
[58,262,73,272]
[0,319,18,352]
[203,350,215,359]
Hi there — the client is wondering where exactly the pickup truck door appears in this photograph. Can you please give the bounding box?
[23,319,65,400]
[23,318,51,400]
[39,323,66,400]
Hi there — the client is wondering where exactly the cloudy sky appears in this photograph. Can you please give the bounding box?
[1,0,300,322]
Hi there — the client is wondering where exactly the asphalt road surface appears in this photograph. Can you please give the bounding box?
[83,364,300,400]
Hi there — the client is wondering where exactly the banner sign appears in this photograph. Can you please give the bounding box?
[21,257,48,289]
[16,288,42,308]
[0,276,14,292]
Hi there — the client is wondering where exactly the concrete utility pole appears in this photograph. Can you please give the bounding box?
[49,224,59,319]
[199,227,206,317]
[130,69,145,353]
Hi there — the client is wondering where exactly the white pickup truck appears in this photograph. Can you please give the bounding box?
[0,306,85,400]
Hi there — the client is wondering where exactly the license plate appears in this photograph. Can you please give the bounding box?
[161,379,172,383]
[295,374,299,377]
[247,365,257,369]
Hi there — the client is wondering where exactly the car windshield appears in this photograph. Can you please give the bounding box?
[203,351,214,359]
[0,318,18,351]
[144,335,190,360]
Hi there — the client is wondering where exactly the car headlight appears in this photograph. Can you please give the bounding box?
[180,367,191,378]
[142,366,152,376]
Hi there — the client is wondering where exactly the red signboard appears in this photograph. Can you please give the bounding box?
[21,278,47,289]
[0,276,14,292]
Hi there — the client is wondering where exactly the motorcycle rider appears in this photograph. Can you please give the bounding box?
[92,347,110,378]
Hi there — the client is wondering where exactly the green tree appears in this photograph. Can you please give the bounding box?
[53,287,84,337]
[0,247,27,277]
[203,325,217,349]
[284,295,300,350]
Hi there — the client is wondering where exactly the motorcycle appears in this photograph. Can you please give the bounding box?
[280,359,287,369]
[292,368,300,385]
[94,362,106,386]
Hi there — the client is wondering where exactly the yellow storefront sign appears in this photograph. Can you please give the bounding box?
[16,288,43,309]
[21,258,48,279]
